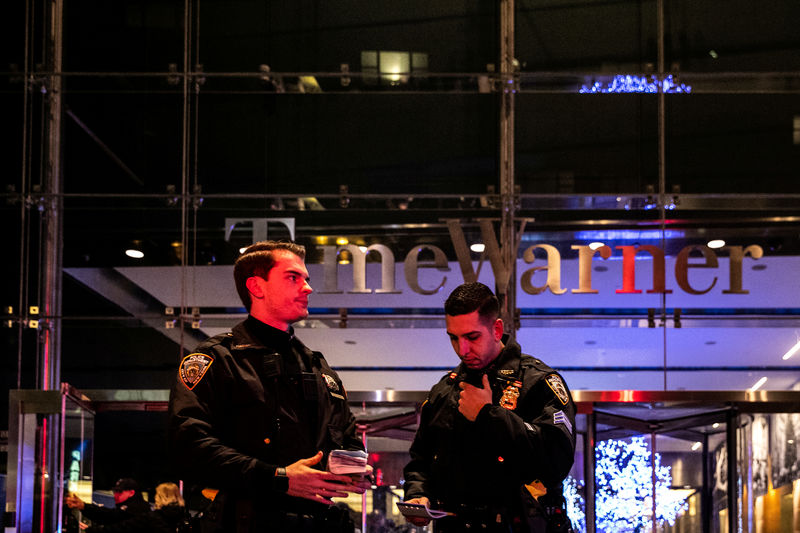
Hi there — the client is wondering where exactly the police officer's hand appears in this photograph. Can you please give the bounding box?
[65,493,85,510]
[348,464,374,492]
[285,451,367,505]
[458,373,492,421]
[404,497,432,527]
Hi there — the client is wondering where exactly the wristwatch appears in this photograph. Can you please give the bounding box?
[274,467,289,492]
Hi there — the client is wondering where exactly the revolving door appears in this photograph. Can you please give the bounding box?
[576,391,800,533]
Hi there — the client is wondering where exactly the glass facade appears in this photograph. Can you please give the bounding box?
[2,0,800,531]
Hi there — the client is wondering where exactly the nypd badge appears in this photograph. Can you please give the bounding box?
[545,374,570,405]
[179,353,213,390]
[323,373,339,392]
[323,373,346,400]
[500,381,521,410]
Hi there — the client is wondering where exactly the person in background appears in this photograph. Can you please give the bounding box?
[169,240,370,533]
[152,482,189,533]
[65,477,151,532]
[403,282,577,532]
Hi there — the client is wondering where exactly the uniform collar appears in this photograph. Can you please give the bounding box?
[230,315,294,350]
[456,337,522,379]
[475,338,522,376]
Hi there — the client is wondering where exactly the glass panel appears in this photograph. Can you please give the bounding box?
[667,0,800,72]
[196,93,497,195]
[667,95,800,194]
[62,396,94,530]
[517,0,657,73]
[62,90,183,194]
[63,0,184,73]
[517,94,659,193]
[198,2,497,74]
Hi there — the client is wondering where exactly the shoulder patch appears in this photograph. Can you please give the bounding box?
[545,374,570,405]
[179,353,214,390]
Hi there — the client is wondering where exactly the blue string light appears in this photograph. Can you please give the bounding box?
[580,75,692,94]
[564,437,689,532]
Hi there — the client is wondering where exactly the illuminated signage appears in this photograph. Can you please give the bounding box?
[225,217,763,297]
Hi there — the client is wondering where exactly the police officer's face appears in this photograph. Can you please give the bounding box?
[249,250,313,329]
[445,311,504,369]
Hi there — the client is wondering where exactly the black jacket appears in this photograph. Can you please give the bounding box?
[403,339,576,518]
[81,495,154,533]
[168,317,364,525]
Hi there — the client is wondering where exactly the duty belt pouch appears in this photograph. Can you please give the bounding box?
[234,499,253,533]
[324,504,355,533]
[519,486,548,533]
[519,488,574,533]
[196,491,226,533]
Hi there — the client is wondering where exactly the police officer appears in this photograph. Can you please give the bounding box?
[403,282,576,532]
[169,241,370,533]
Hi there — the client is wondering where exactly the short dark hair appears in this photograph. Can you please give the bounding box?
[233,241,306,311]
[444,282,499,326]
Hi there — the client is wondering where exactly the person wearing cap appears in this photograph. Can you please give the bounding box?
[168,241,370,533]
[403,282,577,532]
[65,477,151,531]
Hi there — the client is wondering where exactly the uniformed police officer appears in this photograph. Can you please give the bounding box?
[403,282,576,532]
[168,241,370,533]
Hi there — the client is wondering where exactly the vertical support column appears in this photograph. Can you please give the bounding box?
[39,1,66,531]
[656,0,669,392]
[584,412,596,533]
[701,433,711,533]
[726,410,738,533]
[41,0,64,393]
[650,432,658,533]
[498,0,517,339]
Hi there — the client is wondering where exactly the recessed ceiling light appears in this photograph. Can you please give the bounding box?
[589,242,604,250]
[782,340,800,360]
[470,243,485,253]
[748,376,767,392]
[125,249,144,259]
[712,423,720,429]
[691,442,702,451]
[707,239,725,249]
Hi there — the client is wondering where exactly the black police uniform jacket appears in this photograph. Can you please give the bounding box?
[168,317,364,524]
[403,338,576,520]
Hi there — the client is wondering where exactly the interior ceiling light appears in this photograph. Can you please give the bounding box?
[125,248,144,259]
[712,423,720,429]
[336,237,349,246]
[691,442,702,451]
[470,243,486,253]
[589,242,605,250]
[782,340,800,360]
[748,376,768,392]
[238,247,248,254]
[707,239,725,249]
